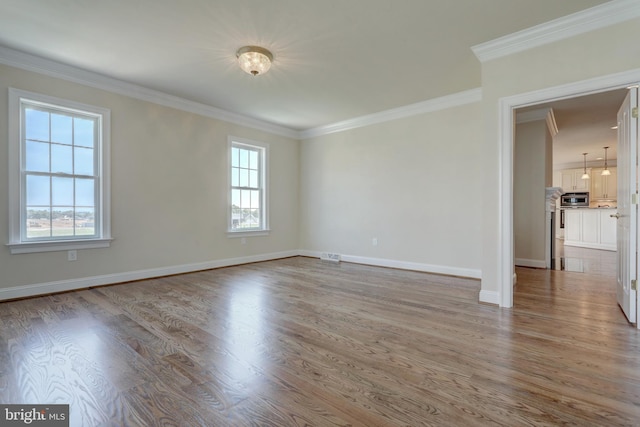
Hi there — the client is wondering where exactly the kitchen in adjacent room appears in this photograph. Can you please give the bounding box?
[550,90,626,276]
[515,88,627,277]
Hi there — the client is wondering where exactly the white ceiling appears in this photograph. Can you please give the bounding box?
[518,89,628,166]
[0,0,614,132]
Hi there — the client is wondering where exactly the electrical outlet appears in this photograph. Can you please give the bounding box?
[241,237,247,245]
[372,238,378,246]
[67,250,77,261]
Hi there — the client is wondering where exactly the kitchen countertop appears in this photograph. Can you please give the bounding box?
[559,206,617,209]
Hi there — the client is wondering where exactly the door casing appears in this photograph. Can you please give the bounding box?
[497,68,640,314]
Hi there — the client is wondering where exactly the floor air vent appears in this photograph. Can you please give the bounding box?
[321,252,341,262]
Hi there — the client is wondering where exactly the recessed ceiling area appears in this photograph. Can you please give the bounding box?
[0,0,614,132]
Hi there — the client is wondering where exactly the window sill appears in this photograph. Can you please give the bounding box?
[7,238,113,254]
[227,229,271,238]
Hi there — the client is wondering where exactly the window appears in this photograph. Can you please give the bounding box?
[8,88,111,254]
[228,137,268,234]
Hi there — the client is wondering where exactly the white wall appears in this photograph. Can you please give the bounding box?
[3,16,639,305]
[299,102,483,277]
[0,64,299,297]
[514,120,551,267]
[480,17,640,305]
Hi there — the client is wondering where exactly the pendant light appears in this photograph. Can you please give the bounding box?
[601,146,611,176]
[581,153,590,180]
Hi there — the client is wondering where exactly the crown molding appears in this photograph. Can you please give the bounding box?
[299,88,482,139]
[472,0,640,62]
[516,108,558,136]
[0,45,299,139]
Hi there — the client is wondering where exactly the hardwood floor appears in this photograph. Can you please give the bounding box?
[1,256,639,426]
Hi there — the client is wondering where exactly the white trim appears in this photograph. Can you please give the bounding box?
[515,108,550,124]
[515,107,559,137]
[227,136,270,233]
[0,45,483,141]
[7,88,112,253]
[1,249,482,301]
[299,250,481,279]
[0,46,298,139]
[498,67,640,308]
[515,258,547,269]
[299,88,482,139]
[479,290,500,306]
[472,0,640,62]
[7,238,113,254]
[0,250,299,301]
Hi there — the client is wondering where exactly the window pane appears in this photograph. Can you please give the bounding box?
[75,207,95,235]
[249,150,258,169]
[231,167,239,187]
[74,117,95,148]
[52,208,74,237]
[239,168,249,187]
[52,177,74,206]
[247,209,260,228]
[239,149,249,168]
[231,189,241,208]
[251,190,260,208]
[249,170,258,188]
[75,178,95,206]
[25,140,50,172]
[231,147,240,167]
[25,109,49,141]
[51,144,73,174]
[241,189,251,208]
[26,175,50,205]
[51,113,72,145]
[26,207,51,238]
[74,147,94,175]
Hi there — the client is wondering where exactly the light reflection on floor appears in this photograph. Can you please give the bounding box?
[552,239,616,278]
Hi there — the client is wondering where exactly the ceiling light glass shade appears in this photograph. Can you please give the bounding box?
[236,46,273,76]
[601,168,611,176]
[581,152,589,179]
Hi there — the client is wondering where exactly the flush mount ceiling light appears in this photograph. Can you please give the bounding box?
[581,152,590,180]
[236,46,273,76]
[601,146,611,176]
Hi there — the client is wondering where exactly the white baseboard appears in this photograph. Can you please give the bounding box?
[515,258,546,268]
[0,250,298,301]
[1,249,484,303]
[479,290,500,306]
[300,250,482,279]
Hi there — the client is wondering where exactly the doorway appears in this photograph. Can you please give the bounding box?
[498,69,640,319]
[514,89,625,274]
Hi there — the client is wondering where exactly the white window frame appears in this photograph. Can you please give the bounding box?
[7,88,112,254]
[227,136,269,236]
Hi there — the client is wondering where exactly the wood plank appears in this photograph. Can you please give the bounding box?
[1,256,639,425]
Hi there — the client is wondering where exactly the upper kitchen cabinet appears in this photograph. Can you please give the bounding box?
[591,167,617,200]
[560,168,591,193]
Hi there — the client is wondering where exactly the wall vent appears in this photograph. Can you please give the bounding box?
[320,252,341,262]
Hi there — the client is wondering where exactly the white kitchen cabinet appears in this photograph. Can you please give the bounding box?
[560,168,591,192]
[591,167,617,200]
[563,208,616,251]
[564,209,582,242]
